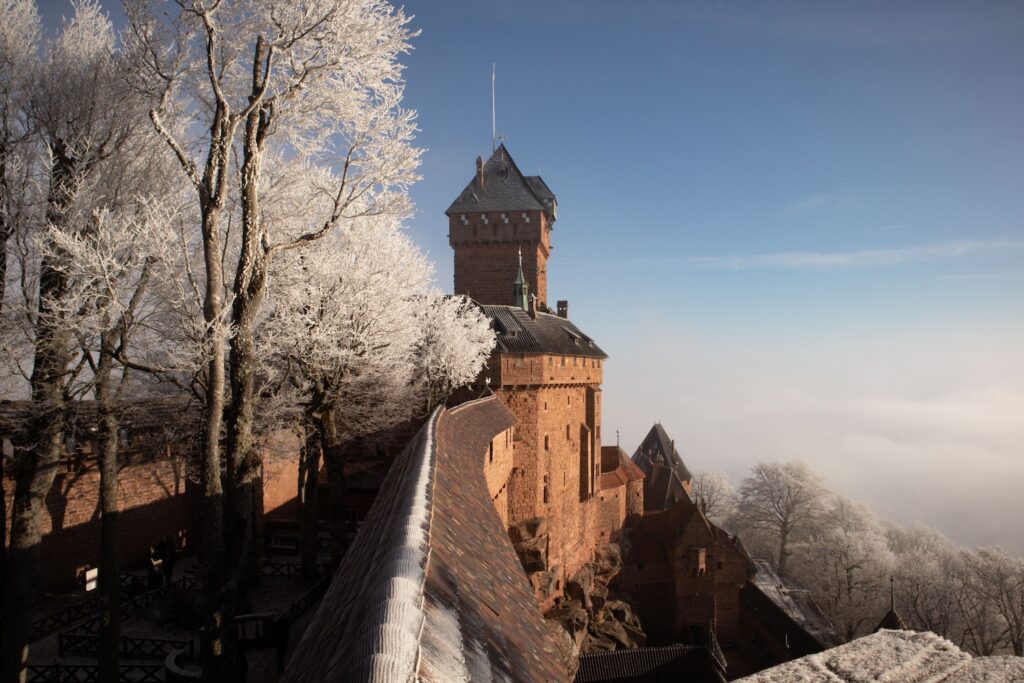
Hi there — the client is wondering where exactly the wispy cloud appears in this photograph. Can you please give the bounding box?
[629,237,1024,271]
[936,272,1024,282]
[780,192,855,216]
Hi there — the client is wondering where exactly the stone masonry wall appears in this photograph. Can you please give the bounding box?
[2,454,192,590]
[450,210,550,306]
[484,426,515,527]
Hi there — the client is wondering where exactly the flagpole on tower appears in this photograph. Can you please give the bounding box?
[491,63,497,152]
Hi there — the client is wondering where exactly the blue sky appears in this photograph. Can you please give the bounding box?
[46,1,1024,549]
[398,0,1024,550]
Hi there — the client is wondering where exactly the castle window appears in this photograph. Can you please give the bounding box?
[566,424,570,439]
[544,401,548,411]
[489,442,494,463]
[560,356,566,367]
[548,356,553,366]
[544,435,550,451]
[567,395,570,405]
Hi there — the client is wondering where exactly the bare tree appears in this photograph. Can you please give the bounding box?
[969,547,1024,656]
[690,469,735,523]
[735,460,825,578]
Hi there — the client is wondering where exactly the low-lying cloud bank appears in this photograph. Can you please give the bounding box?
[603,317,1024,553]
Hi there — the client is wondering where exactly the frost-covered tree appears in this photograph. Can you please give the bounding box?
[1,4,148,677]
[790,495,895,640]
[691,469,735,523]
[0,0,41,620]
[264,214,426,563]
[734,460,825,578]
[967,547,1024,656]
[126,5,420,671]
[414,294,494,413]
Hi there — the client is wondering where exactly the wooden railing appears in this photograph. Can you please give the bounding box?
[59,632,195,660]
[25,663,164,682]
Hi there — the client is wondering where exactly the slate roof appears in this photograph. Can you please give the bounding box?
[875,608,908,632]
[632,424,694,512]
[481,304,607,359]
[738,630,1023,683]
[747,559,842,649]
[282,395,569,682]
[0,398,199,439]
[575,644,719,682]
[446,144,554,215]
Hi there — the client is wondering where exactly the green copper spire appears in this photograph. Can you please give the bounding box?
[513,247,529,309]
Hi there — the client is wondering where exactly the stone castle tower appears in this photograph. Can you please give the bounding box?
[446,144,557,307]
[446,144,646,613]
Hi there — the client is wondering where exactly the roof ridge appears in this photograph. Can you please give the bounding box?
[493,143,548,210]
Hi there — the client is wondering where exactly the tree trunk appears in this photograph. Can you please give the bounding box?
[1,146,77,683]
[319,412,349,567]
[95,332,121,683]
[299,425,321,582]
[199,195,229,682]
[223,39,272,618]
[776,524,790,579]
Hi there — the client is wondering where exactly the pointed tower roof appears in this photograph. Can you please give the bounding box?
[631,423,695,512]
[875,577,908,632]
[446,144,554,215]
[513,247,528,310]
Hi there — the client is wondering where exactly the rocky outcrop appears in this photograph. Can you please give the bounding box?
[507,520,647,656]
[543,543,647,657]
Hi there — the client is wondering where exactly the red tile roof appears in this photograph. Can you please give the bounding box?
[283,395,568,682]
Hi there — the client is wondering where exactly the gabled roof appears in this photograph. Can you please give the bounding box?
[481,304,607,359]
[446,144,554,215]
[599,446,645,491]
[282,396,568,682]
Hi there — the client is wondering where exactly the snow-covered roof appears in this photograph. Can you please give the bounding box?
[738,630,1023,682]
[747,559,842,649]
[282,395,568,682]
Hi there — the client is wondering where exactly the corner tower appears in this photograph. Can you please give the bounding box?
[446,144,557,307]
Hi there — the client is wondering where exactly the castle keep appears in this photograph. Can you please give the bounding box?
[446,145,641,609]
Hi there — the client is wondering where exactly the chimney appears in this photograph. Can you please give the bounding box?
[528,294,537,320]
[475,156,485,188]
[556,300,569,318]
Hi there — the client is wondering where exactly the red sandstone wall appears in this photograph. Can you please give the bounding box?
[449,210,550,306]
[261,430,302,520]
[484,427,515,527]
[485,352,603,388]
[3,455,192,591]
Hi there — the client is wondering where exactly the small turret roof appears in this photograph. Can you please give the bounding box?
[446,144,554,215]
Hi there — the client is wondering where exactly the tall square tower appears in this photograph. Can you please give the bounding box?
[446,144,557,307]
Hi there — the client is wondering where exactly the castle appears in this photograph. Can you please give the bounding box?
[446,144,643,611]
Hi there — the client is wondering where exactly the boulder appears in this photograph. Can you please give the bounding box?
[545,601,590,651]
[509,517,548,545]
[529,570,559,606]
[514,535,548,573]
[593,543,623,579]
[566,564,596,613]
